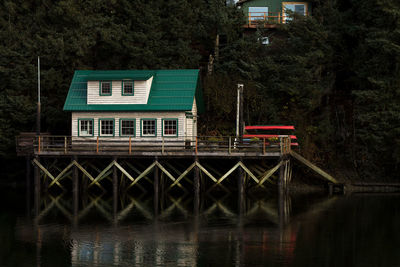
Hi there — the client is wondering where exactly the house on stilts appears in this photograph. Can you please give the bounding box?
[63,69,204,143]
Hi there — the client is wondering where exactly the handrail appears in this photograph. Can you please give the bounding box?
[16,135,293,155]
[246,12,283,26]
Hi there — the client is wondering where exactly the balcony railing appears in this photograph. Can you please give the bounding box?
[245,12,295,28]
[16,135,294,156]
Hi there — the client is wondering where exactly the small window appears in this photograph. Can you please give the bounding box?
[163,119,178,136]
[141,119,156,136]
[99,119,114,136]
[283,3,307,22]
[120,119,135,136]
[79,119,93,136]
[122,80,134,96]
[100,81,112,96]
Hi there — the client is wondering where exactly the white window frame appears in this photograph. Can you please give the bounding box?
[122,80,134,96]
[120,119,136,136]
[99,119,114,137]
[141,119,157,137]
[100,81,112,96]
[78,119,94,137]
[163,119,178,137]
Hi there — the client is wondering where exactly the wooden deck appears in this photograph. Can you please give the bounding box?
[16,135,292,158]
[244,12,283,28]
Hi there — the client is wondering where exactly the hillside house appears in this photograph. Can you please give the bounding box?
[63,69,204,142]
[237,0,310,28]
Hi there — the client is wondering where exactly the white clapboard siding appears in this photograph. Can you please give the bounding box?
[87,77,153,104]
[192,98,197,116]
[72,111,187,141]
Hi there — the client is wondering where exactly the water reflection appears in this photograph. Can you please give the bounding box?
[11,190,343,267]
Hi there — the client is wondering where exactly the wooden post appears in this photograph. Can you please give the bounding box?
[81,164,88,194]
[72,156,79,220]
[228,137,231,154]
[34,156,40,216]
[263,138,266,155]
[154,158,159,217]
[195,136,198,155]
[160,172,165,211]
[64,136,67,154]
[129,136,132,155]
[162,137,165,155]
[113,157,118,221]
[26,156,31,217]
[194,159,200,215]
[38,136,41,154]
[96,136,99,153]
[278,158,285,194]
[238,159,245,215]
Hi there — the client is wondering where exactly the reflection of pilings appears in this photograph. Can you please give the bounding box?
[36,226,42,267]
[278,190,291,227]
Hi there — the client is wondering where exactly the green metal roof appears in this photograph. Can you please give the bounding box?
[63,69,204,113]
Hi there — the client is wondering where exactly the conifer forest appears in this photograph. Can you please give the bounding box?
[1,0,399,181]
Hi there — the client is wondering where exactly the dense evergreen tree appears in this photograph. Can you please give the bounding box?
[0,0,399,180]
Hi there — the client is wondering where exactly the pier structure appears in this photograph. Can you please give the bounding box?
[17,134,342,216]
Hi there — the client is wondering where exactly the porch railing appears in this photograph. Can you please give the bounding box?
[16,135,293,156]
[245,12,284,27]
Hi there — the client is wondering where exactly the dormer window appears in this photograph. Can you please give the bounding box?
[122,80,134,96]
[100,81,112,96]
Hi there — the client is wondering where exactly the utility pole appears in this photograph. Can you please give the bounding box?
[37,56,40,135]
[236,84,244,139]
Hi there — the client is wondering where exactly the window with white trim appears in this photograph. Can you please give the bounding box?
[79,119,93,136]
[123,80,134,95]
[163,119,177,136]
[142,119,156,136]
[100,119,114,136]
[121,119,135,136]
[100,81,111,95]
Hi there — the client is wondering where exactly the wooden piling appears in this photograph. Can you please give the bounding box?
[237,161,245,215]
[154,159,159,216]
[34,156,40,216]
[72,156,79,219]
[113,157,118,220]
[278,158,286,194]
[194,159,200,214]
[160,172,165,211]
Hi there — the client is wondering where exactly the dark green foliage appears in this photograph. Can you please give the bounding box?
[0,0,399,180]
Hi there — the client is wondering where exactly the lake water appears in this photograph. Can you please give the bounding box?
[1,187,400,267]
